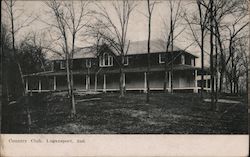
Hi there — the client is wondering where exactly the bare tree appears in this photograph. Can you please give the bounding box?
[45,0,90,116]
[183,0,210,98]
[224,19,248,93]
[183,0,248,104]
[209,0,216,110]
[207,0,248,94]
[92,0,137,98]
[235,37,249,94]
[18,33,46,74]
[20,32,49,72]
[3,0,37,96]
[3,0,38,130]
[145,0,157,102]
[161,0,182,93]
[1,23,12,101]
[234,41,248,93]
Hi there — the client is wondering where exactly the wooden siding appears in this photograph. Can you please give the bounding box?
[52,51,196,72]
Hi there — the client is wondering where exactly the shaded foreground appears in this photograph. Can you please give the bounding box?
[1,92,248,134]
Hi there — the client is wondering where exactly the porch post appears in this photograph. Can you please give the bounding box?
[205,79,208,88]
[210,77,212,91]
[38,79,42,93]
[25,79,29,92]
[94,74,97,91]
[144,72,147,93]
[85,75,89,91]
[168,71,171,92]
[103,74,106,92]
[53,76,56,91]
[85,75,87,90]
[194,70,198,93]
[123,73,126,89]
[88,75,90,90]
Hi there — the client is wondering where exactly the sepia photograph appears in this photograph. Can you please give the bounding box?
[1,0,249,135]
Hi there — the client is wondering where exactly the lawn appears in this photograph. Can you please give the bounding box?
[1,92,248,134]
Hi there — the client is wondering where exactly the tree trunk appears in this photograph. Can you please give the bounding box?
[219,63,225,93]
[70,68,76,116]
[146,70,150,103]
[163,71,168,93]
[215,31,218,103]
[146,42,151,103]
[236,79,239,94]
[146,35,151,102]
[233,76,237,94]
[9,0,30,128]
[214,19,224,94]
[170,8,174,94]
[146,0,151,103]
[246,70,248,95]
[201,29,204,98]
[119,67,125,98]
[10,2,25,96]
[197,0,206,98]
[233,66,237,94]
[164,37,170,93]
[209,0,215,111]
[163,56,167,93]
[16,61,25,95]
[70,88,76,116]
[70,34,76,116]
[66,52,76,116]
[87,67,90,91]
[66,54,71,97]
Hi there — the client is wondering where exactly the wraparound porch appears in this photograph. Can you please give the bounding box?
[24,69,210,93]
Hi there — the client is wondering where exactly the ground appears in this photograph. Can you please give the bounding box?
[1,92,248,134]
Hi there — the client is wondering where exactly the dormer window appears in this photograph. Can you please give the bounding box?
[124,56,129,66]
[99,52,113,67]
[159,53,166,64]
[181,54,185,65]
[60,60,66,69]
[86,59,91,68]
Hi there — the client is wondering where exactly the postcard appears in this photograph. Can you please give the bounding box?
[1,0,249,156]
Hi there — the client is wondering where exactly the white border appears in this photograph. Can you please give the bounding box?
[0,134,249,157]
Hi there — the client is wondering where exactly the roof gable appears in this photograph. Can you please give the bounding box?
[127,39,181,55]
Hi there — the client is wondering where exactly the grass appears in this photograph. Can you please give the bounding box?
[1,92,248,134]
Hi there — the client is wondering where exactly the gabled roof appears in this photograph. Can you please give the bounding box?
[49,39,197,60]
[126,39,182,55]
[50,46,97,61]
[73,46,97,59]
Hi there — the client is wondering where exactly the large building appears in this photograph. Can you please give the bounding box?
[24,39,211,93]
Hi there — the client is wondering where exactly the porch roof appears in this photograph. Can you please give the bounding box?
[24,64,200,77]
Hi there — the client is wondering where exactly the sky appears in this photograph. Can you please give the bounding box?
[2,0,249,67]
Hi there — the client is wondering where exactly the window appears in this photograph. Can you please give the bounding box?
[60,60,66,69]
[99,52,113,67]
[51,62,54,71]
[104,53,109,65]
[181,54,185,64]
[191,58,195,66]
[159,53,166,64]
[124,56,129,66]
[86,59,91,68]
